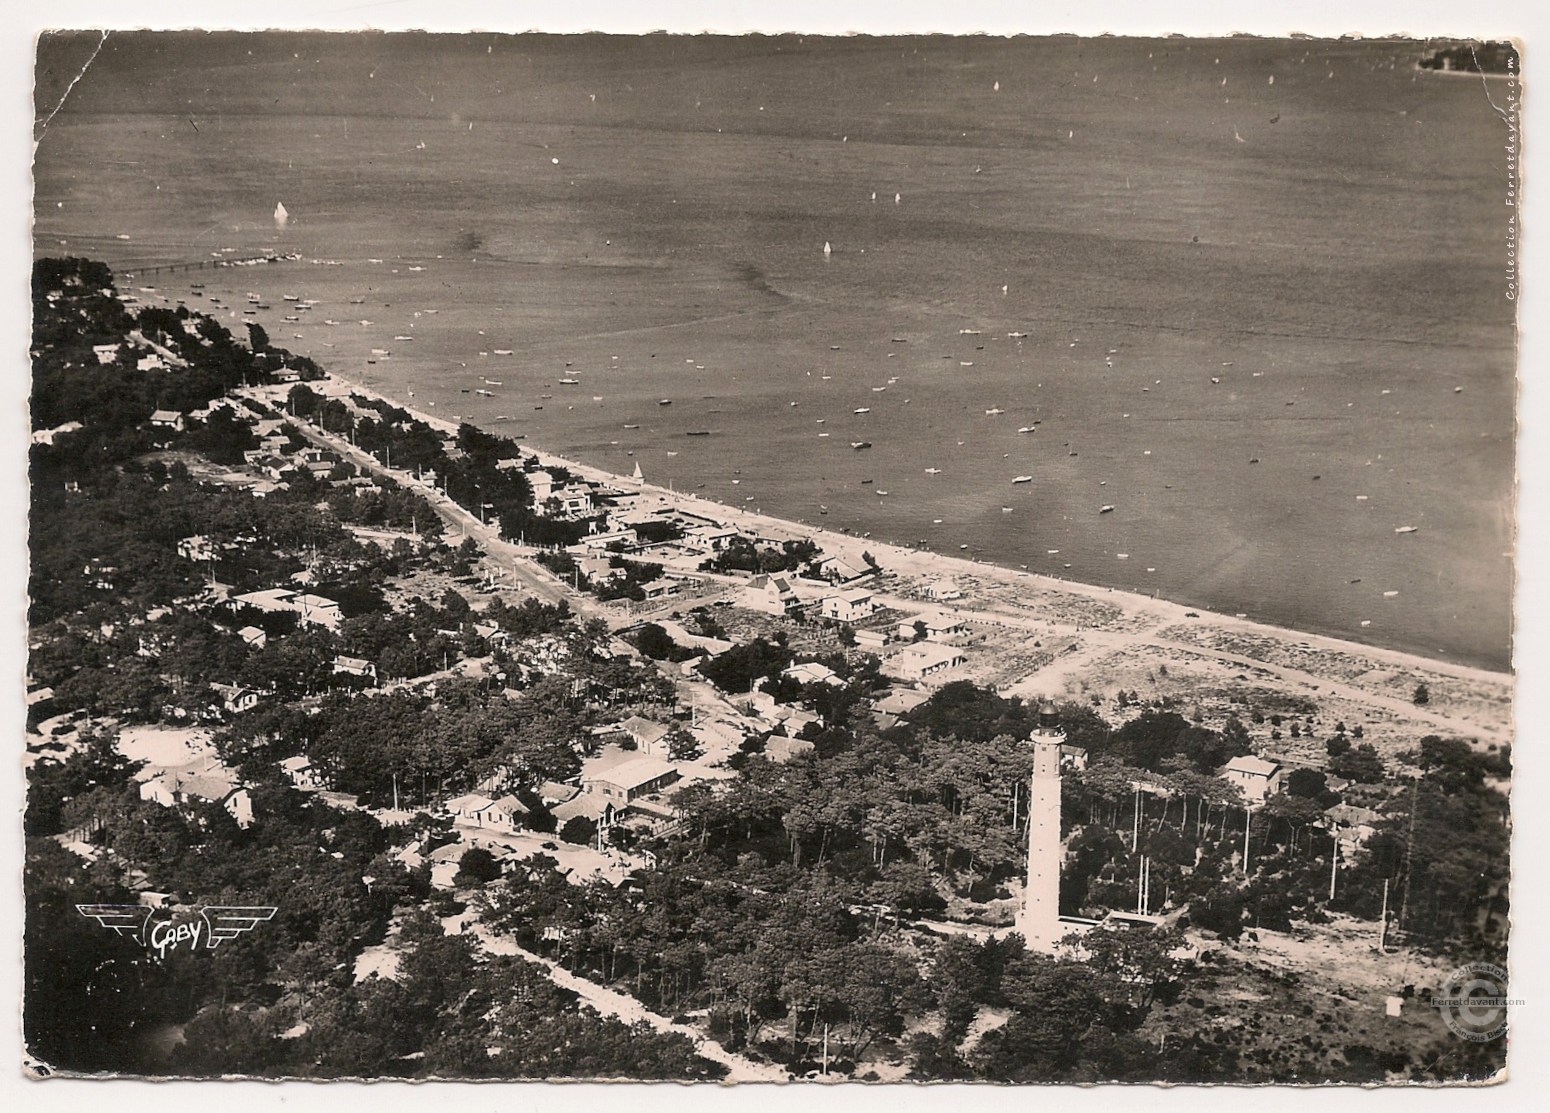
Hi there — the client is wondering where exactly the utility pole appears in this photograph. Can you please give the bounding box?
[1398,776,1419,933]
[1329,840,1339,901]
[1132,786,1141,851]
[1242,806,1252,875]
[1378,877,1390,952]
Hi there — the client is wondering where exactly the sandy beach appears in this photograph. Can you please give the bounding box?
[304,368,1513,752]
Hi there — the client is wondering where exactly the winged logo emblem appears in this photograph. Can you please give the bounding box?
[78,904,278,955]
[200,906,278,948]
[75,904,155,945]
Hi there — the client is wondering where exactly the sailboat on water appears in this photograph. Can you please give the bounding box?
[274,202,289,230]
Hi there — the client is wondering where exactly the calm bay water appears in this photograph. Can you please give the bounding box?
[33,33,1516,669]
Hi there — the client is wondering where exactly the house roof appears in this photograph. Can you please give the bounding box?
[539,780,580,805]
[551,793,613,823]
[1325,803,1383,826]
[902,644,965,668]
[150,409,182,423]
[1224,755,1281,778]
[783,662,840,685]
[620,715,670,744]
[490,794,530,815]
[586,756,678,792]
[873,688,930,715]
[445,792,496,813]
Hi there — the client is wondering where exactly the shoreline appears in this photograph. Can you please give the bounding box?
[312,370,1512,690]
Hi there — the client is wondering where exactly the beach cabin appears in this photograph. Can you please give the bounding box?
[92,343,120,365]
[890,644,967,681]
[853,627,890,651]
[1221,755,1284,804]
[896,612,966,643]
[924,581,963,602]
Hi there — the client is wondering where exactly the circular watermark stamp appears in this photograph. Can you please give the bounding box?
[1431,962,1515,1042]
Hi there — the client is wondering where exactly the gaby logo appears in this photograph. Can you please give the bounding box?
[77,904,277,959]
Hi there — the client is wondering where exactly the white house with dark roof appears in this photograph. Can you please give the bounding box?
[741,574,800,616]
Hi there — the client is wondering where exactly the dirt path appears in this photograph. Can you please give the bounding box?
[459,921,788,1082]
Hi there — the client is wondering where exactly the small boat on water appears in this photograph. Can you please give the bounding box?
[854,407,871,414]
[493,349,513,356]
[485,379,503,386]
[686,431,710,437]
[1018,426,1038,434]
[985,408,1004,415]
[1012,475,1033,484]
[925,467,942,474]
[658,399,673,406]
[1395,525,1418,534]
[558,378,579,385]
[852,441,872,450]
[476,389,494,396]
[623,424,639,430]
[1099,504,1115,513]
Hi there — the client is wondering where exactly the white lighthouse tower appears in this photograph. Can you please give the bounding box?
[1015,701,1067,951]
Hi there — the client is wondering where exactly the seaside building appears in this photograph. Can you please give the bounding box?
[820,589,878,622]
[853,627,890,651]
[896,612,967,642]
[740,574,801,616]
[887,644,967,681]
